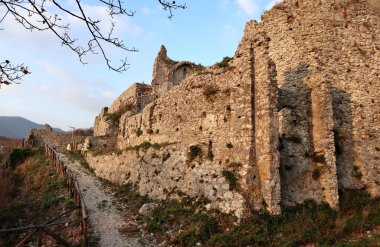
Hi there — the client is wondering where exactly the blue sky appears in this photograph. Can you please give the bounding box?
[0,0,279,131]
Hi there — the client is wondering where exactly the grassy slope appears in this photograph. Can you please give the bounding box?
[0,148,80,246]
[115,185,380,247]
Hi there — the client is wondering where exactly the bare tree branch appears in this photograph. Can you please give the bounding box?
[0,0,186,86]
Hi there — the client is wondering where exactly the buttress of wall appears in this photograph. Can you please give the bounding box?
[116,54,263,215]
[93,107,118,137]
[247,0,379,202]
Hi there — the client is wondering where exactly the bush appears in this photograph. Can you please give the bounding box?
[10,148,33,167]
[203,84,219,100]
[222,170,239,191]
[135,128,143,137]
[215,56,233,68]
[187,145,202,162]
[73,128,94,136]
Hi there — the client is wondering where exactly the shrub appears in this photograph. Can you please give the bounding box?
[203,84,220,100]
[105,103,133,125]
[352,165,362,179]
[73,128,94,136]
[147,128,154,134]
[10,148,33,167]
[215,56,233,67]
[187,145,202,162]
[135,128,143,137]
[114,183,150,211]
[222,169,239,191]
[312,153,326,164]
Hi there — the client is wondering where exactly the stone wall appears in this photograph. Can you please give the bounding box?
[244,0,380,202]
[26,128,86,151]
[108,83,153,114]
[85,0,379,217]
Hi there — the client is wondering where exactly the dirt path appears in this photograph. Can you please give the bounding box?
[58,153,153,247]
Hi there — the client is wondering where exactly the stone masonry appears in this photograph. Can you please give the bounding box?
[86,0,379,217]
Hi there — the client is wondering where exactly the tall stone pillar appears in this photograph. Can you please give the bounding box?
[311,82,339,209]
[254,33,281,214]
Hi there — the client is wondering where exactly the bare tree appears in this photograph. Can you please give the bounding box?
[0,0,186,86]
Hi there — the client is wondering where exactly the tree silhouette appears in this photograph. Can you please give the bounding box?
[0,0,186,86]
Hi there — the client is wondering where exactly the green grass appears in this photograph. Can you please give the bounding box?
[0,148,80,246]
[141,189,380,246]
[65,150,95,173]
[9,148,33,168]
[105,103,133,125]
[91,148,122,156]
[114,183,151,211]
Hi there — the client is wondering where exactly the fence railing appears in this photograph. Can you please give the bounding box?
[0,142,88,246]
[44,142,88,246]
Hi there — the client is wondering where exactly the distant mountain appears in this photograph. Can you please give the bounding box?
[0,116,63,139]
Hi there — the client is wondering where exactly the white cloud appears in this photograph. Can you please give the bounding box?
[235,0,259,16]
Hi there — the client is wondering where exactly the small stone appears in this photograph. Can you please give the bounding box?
[138,203,158,216]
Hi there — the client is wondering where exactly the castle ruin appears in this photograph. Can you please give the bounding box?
[84,0,379,217]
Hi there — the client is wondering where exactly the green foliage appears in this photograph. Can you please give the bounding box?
[147,128,154,134]
[66,150,94,173]
[146,200,192,233]
[105,103,133,125]
[91,148,122,156]
[0,148,74,245]
[352,165,362,179]
[143,190,380,246]
[114,183,150,211]
[187,145,202,162]
[203,84,220,100]
[135,128,143,137]
[215,56,233,68]
[175,213,221,246]
[125,141,172,151]
[10,148,33,167]
[222,170,239,191]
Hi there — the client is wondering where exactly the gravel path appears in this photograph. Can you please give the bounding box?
[58,153,152,247]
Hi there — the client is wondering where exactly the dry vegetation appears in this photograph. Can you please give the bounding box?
[0,148,82,246]
[0,136,21,147]
[108,183,380,246]
[73,127,94,136]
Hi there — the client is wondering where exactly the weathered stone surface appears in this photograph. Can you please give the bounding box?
[82,0,379,217]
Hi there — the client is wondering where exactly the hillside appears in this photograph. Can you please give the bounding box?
[0,116,63,139]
